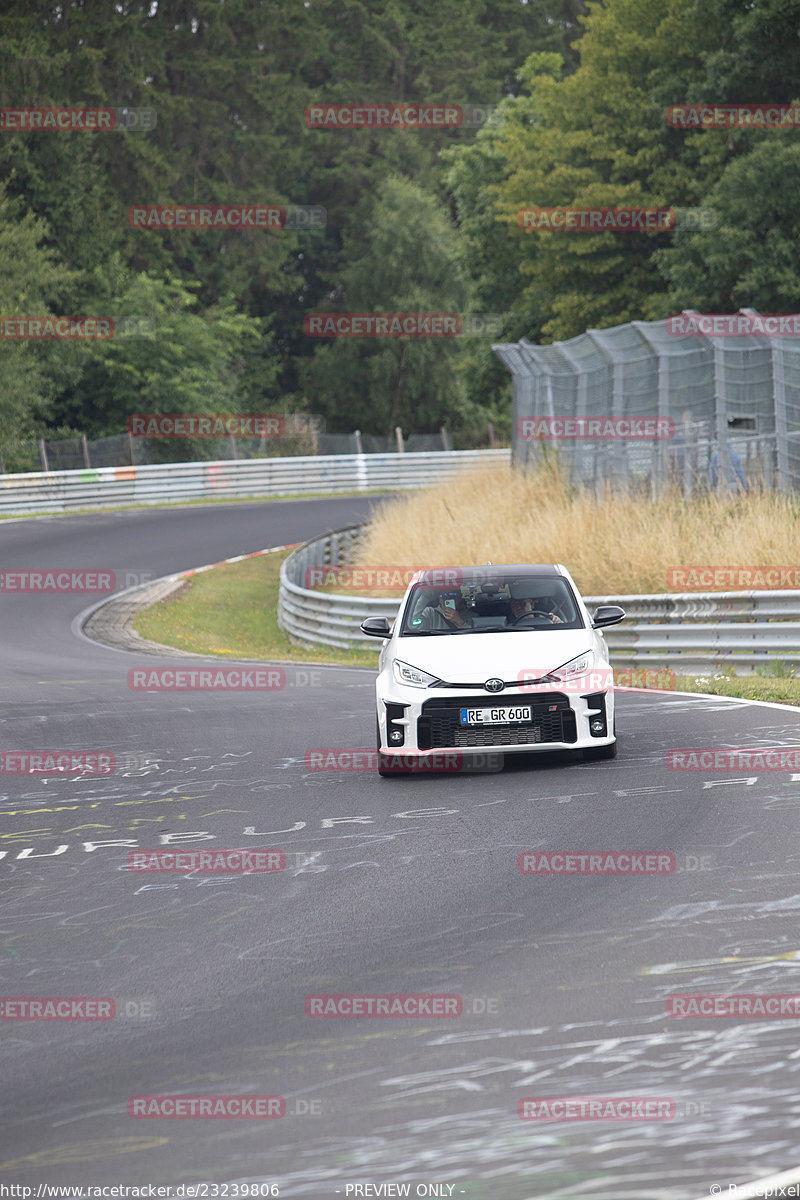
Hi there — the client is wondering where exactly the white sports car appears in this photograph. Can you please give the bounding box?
[360,564,625,776]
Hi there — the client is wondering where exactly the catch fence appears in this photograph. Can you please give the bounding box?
[494,310,800,493]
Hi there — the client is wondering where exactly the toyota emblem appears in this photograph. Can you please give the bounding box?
[485,678,504,692]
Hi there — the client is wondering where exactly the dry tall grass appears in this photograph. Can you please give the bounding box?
[354,462,800,594]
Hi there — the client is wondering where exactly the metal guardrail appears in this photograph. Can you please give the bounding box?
[278,526,800,675]
[0,449,510,516]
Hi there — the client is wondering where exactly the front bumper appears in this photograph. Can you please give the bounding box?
[376,678,615,756]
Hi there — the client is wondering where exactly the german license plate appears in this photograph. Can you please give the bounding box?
[459,706,532,725]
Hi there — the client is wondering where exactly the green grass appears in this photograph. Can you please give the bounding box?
[669,671,800,706]
[132,551,800,706]
[133,549,380,668]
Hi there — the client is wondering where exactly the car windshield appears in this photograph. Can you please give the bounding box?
[400,572,583,634]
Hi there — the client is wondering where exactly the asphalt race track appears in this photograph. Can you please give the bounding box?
[2,497,800,1200]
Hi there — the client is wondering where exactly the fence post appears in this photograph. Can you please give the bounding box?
[38,439,49,472]
[713,340,730,495]
[128,433,136,466]
[353,429,363,455]
[440,426,451,451]
[81,433,91,469]
[395,427,404,453]
[772,341,791,492]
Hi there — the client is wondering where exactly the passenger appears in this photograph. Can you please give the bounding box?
[418,590,474,630]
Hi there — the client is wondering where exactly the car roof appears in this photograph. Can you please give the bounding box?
[461,564,560,574]
[410,564,568,588]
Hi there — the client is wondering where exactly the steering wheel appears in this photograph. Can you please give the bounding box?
[510,609,558,625]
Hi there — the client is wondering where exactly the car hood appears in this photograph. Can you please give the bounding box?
[394,629,595,684]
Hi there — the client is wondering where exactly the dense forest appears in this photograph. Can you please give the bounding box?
[1,0,799,446]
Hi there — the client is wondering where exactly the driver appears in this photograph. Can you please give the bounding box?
[509,596,562,624]
[419,589,474,630]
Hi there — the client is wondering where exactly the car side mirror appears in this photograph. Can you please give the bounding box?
[592,605,626,629]
[360,616,392,637]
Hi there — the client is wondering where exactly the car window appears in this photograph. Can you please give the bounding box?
[400,576,584,633]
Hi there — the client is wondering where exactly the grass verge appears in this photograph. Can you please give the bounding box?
[668,673,800,706]
[132,550,379,668]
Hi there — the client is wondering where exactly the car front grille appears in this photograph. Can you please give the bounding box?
[418,694,576,749]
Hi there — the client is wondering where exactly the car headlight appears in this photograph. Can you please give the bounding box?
[393,659,438,688]
[548,652,593,681]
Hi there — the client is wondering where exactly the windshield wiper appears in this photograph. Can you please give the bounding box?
[456,625,507,633]
[401,629,454,636]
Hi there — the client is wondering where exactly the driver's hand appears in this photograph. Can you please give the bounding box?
[550,614,562,624]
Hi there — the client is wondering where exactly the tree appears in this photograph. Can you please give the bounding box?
[445,0,727,352]
[298,176,475,434]
[0,186,77,442]
[55,260,267,454]
[656,140,800,313]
